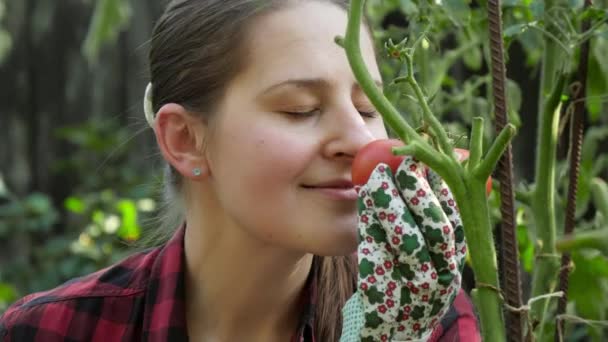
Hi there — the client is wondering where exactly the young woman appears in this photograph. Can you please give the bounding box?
[0,1,480,341]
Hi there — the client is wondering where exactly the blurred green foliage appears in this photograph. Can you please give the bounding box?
[82,0,131,65]
[0,0,606,340]
[0,116,158,311]
[0,0,11,64]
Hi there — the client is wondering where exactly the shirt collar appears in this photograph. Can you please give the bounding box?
[143,224,317,341]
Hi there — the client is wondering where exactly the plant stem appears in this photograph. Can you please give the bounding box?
[555,228,608,256]
[555,1,592,335]
[474,125,517,180]
[404,53,453,156]
[342,1,509,339]
[591,178,608,219]
[468,117,484,172]
[530,60,567,340]
[341,3,415,144]
[457,177,506,342]
[341,0,448,178]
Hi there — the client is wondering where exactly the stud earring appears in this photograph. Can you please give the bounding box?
[192,167,202,176]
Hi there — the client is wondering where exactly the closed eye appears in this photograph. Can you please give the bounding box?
[358,110,378,118]
[282,109,320,117]
[281,108,377,118]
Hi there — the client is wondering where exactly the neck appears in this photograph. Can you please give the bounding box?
[183,214,314,341]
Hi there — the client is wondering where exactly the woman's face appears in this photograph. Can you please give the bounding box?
[204,1,388,256]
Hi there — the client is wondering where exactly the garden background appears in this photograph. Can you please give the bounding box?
[0,0,606,340]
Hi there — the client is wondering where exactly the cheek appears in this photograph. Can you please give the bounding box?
[370,119,389,140]
[227,125,312,187]
[209,121,316,239]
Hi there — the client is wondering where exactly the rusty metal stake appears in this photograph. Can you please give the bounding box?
[555,1,593,340]
[487,0,524,340]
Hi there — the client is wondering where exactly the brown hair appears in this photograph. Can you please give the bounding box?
[148,0,362,340]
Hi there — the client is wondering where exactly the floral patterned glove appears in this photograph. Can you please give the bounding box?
[340,156,467,342]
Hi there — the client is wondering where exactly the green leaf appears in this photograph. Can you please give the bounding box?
[116,199,140,241]
[64,196,86,214]
[463,45,482,71]
[502,0,522,6]
[0,283,18,303]
[585,55,607,122]
[503,23,529,38]
[0,29,12,65]
[577,127,608,217]
[25,193,53,215]
[82,0,132,65]
[568,251,608,320]
[0,173,8,198]
[529,2,544,20]
[517,223,534,273]
[591,178,608,220]
[556,227,608,256]
[506,79,523,112]
[578,7,608,21]
[399,0,419,16]
[443,0,471,25]
[567,0,583,9]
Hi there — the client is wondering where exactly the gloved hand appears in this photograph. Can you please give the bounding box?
[341,156,467,342]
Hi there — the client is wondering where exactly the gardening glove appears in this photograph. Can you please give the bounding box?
[340,156,467,342]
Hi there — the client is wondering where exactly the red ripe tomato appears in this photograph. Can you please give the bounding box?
[352,139,405,186]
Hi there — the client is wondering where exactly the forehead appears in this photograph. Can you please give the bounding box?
[233,1,379,91]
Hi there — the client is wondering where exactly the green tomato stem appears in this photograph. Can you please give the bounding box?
[474,124,517,180]
[530,70,567,336]
[341,1,415,144]
[343,1,508,339]
[341,0,449,179]
[555,228,608,256]
[457,178,506,342]
[404,53,453,156]
[591,177,608,219]
[468,117,484,172]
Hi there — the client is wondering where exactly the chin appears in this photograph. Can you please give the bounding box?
[310,227,358,256]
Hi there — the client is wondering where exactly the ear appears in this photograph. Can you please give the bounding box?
[153,103,209,181]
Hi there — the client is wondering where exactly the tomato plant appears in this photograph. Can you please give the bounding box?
[353,140,492,196]
[453,148,493,196]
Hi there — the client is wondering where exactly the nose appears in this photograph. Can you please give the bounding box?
[322,105,377,160]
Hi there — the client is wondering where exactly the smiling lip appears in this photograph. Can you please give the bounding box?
[303,180,357,201]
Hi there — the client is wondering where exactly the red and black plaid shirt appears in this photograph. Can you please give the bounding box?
[1,226,479,341]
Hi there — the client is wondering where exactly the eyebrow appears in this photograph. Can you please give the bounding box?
[260,77,384,95]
